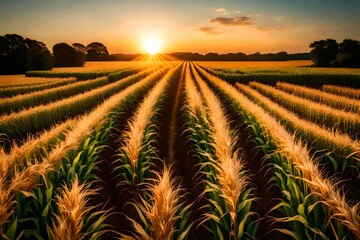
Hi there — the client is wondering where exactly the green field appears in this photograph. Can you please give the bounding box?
[0,61,359,240]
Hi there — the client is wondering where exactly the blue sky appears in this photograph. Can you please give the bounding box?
[0,0,359,54]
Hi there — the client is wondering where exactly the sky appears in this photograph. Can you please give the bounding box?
[0,0,359,54]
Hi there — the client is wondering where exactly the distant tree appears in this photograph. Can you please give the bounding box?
[309,39,338,66]
[275,51,288,61]
[53,43,85,67]
[72,43,86,66]
[334,39,360,66]
[0,34,52,74]
[72,43,85,52]
[204,52,219,61]
[85,42,109,61]
[248,52,261,61]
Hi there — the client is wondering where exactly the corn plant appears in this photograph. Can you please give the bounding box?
[249,81,360,138]
[49,178,106,240]
[236,83,360,175]
[322,84,360,100]
[185,63,257,239]
[276,82,360,113]
[1,68,165,239]
[195,64,360,240]
[120,166,192,240]
[0,69,153,151]
[115,64,182,191]
[0,78,77,98]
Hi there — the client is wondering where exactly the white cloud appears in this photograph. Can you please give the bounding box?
[216,8,228,15]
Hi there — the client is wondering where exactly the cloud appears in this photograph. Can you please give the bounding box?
[233,10,241,14]
[211,16,253,26]
[215,8,228,15]
[198,26,221,36]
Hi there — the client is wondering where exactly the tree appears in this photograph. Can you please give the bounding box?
[72,43,86,66]
[334,39,360,66]
[309,39,338,66]
[53,43,85,67]
[0,34,52,74]
[85,42,109,61]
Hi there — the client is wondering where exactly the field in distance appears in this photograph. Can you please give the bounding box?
[0,60,359,240]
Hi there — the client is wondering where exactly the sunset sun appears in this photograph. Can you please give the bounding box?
[143,36,162,54]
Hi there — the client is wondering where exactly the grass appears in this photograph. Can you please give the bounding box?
[116,64,181,190]
[249,81,360,138]
[236,83,360,174]
[0,69,153,149]
[322,84,360,100]
[202,65,360,88]
[49,178,98,240]
[120,166,192,240]
[0,77,109,115]
[195,64,360,239]
[2,61,360,239]
[185,63,257,239]
[0,75,62,87]
[276,82,360,113]
[0,78,76,98]
[2,67,165,239]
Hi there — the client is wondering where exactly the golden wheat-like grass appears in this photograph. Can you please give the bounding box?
[0,77,108,115]
[236,83,360,163]
[249,82,360,135]
[196,64,360,238]
[0,68,165,227]
[184,64,206,116]
[49,177,95,240]
[192,64,248,225]
[0,119,74,178]
[121,167,184,240]
[121,65,180,171]
[322,84,360,100]
[0,160,51,227]
[276,82,360,113]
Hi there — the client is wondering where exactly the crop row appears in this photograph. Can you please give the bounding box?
[186,62,257,238]
[0,77,109,115]
[0,68,160,150]
[1,65,173,239]
[249,81,360,138]
[195,64,359,239]
[276,82,360,114]
[1,62,359,239]
[205,66,360,88]
[0,77,76,98]
[236,83,360,175]
[322,84,360,100]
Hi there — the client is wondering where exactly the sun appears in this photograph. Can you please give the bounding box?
[143,36,162,54]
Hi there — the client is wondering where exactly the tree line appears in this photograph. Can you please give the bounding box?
[0,34,110,74]
[309,39,360,67]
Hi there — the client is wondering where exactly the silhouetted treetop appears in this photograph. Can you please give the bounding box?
[309,39,339,66]
[309,38,360,67]
[0,34,52,74]
[86,42,109,61]
[53,43,85,67]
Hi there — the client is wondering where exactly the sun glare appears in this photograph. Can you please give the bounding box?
[143,36,162,54]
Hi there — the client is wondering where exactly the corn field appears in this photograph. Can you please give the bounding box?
[0,61,359,240]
